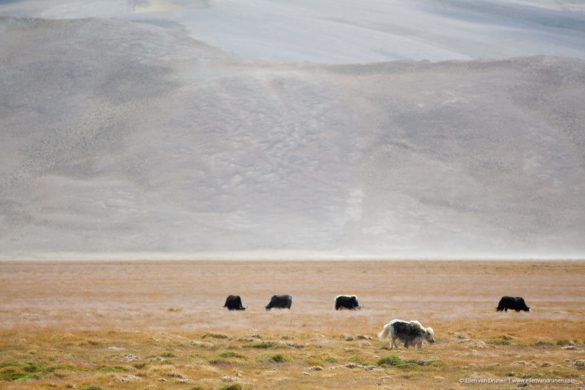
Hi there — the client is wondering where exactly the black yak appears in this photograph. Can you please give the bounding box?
[265,294,292,310]
[497,296,530,312]
[335,295,360,310]
[224,295,246,310]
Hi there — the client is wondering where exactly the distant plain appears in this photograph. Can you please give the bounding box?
[1,260,584,389]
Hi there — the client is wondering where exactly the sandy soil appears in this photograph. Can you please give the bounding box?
[0,260,584,389]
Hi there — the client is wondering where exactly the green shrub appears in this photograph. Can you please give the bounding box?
[0,361,72,381]
[376,355,418,369]
[244,341,276,349]
[218,351,245,359]
[377,355,403,366]
[220,384,242,390]
[269,354,289,363]
[0,367,27,381]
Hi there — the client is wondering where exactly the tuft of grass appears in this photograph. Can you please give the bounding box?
[202,333,228,339]
[220,384,242,390]
[324,357,338,364]
[305,357,322,366]
[0,361,19,369]
[0,361,73,381]
[533,340,555,347]
[133,363,146,369]
[0,367,28,381]
[377,355,402,367]
[489,336,512,346]
[269,354,289,363]
[218,351,245,359]
[160,352,175,358]
[80,386,103,390]
[244,341,276,349]
[376,355,419,369]
[47,364,74,372]
[96,365,128,373]
[349,355,371,366]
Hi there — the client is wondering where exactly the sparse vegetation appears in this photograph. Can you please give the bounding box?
[220,384,243,390]
[96,365,128,373]
[268,353,289,363]
[0,361,75,381]
[0,261,583,389]
[244,341,277,349]
[534,340,555,347]
[376,355,419,369]
[218,351,245,359]
[202,333,228,339]
[489,336,513,345]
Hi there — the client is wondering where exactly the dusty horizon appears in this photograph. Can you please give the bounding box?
[2,254,585,262]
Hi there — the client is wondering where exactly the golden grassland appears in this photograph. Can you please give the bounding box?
[0,260,584,389]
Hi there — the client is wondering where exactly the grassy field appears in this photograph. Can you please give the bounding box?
[0,260,584,389]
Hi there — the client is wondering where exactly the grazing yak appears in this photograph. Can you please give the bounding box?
[265,294,292,310]
[497,296,530,312]
[335,295,360,310]
[224,295,246,310]
[378,319,435,349]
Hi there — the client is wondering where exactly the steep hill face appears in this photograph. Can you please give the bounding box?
[0,18,584,259]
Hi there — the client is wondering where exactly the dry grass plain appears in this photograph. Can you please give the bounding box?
[0,260,584,389]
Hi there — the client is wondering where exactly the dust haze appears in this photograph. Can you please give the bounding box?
[1,1,584,260]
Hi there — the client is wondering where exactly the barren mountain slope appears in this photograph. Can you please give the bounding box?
[0,17,584,259]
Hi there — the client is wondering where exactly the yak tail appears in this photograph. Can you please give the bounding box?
[378,324,390,340]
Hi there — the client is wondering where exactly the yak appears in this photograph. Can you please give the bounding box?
[335,295,360,310]
[378,319,435,349]
[497,296,530,312]
[265,294,292,310]
[224,295,246,310]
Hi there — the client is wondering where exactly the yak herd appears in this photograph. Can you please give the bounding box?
[223,294,531,349]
